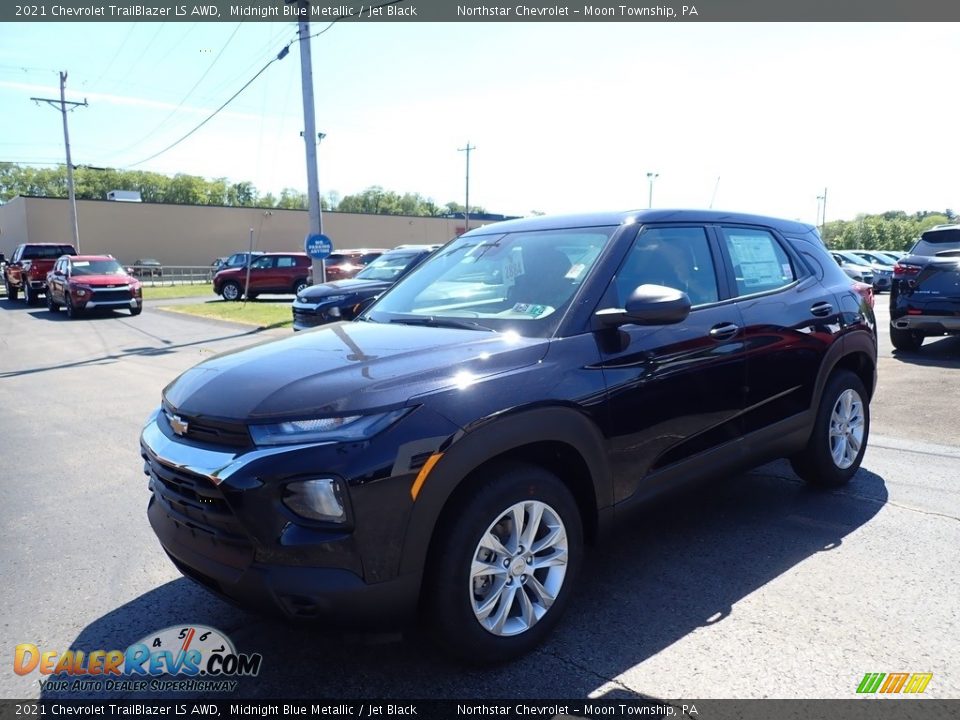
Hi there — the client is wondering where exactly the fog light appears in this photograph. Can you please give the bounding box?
[328,306,341,318]
[282,478,346,523]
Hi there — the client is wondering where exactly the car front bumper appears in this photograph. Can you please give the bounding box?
[139,410,421,624]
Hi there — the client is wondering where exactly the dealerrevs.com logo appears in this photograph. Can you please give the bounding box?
[14,625,262,693]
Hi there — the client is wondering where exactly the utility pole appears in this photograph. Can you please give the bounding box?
[646,172,659,209]
[458,142,475,234]
[291,0,325,283]
[31,71,87,251]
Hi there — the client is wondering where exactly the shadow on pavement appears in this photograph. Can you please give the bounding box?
[39,462,887,701]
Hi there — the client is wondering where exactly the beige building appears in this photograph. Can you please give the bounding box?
[0,196,499,265]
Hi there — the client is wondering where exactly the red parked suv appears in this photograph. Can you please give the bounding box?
[46,254,143,318]
[213,252,311,301]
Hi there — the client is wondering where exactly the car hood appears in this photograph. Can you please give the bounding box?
[163,321,548,422]
[70,274,136,286]
[298,278,390,300]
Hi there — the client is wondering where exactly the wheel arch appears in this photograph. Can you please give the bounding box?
[398,405,611,579]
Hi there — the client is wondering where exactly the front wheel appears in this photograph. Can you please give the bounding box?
[65,295,81,320]
[791,370,869,488]
[221,281,242,301]
[23,283,36,305]
[47,292,60,312]
[4,280,18,301]
[425,463,583,664]
[890,326,923,352]
[293,278,309,296]
[130,305,142,316]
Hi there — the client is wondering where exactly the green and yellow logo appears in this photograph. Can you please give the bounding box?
[857,673,933,694]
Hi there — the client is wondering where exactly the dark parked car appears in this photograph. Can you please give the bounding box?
[46,255,143,318]
[131,258,163,278]
[889,224,960,351]
[213,252,311,300]
[292,245,439,330]
[141,209,876,663]
[318,248,389,282]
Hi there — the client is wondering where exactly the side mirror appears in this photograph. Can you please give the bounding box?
[595,284,691,328]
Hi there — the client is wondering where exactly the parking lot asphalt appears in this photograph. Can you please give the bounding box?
[0,297,957,700]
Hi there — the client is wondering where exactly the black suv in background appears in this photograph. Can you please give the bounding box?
[140,210,877,663]
[889,224,960,351]
[292,244,439,330]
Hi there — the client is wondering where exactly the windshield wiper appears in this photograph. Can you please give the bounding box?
[389,316,494,332]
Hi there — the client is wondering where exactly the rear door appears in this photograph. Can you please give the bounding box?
[715,224,840,435]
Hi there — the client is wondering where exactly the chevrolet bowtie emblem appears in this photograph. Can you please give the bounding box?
[169,414,189,436]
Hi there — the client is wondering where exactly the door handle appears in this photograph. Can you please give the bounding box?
[709,322,740,340]
[810,301,833,317]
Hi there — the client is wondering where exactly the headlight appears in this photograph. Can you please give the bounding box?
[248,408,409,446]
[72,284,91,297]
[283,478,346,523]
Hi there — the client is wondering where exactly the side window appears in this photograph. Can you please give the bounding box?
[721,228,796,296]
[276,256,296,268]
[614,226,719,307]
[251,256,274,270]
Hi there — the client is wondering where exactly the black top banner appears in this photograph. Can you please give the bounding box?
[4,0,960,22]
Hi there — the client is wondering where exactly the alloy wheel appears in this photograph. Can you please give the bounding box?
[469,500,569,637]
[829,388,865,469]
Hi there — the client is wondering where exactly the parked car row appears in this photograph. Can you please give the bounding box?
[0,243,142,318]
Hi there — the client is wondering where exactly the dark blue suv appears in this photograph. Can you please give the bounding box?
[140,209,877,663]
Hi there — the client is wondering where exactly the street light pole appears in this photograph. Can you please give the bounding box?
[458,142,475,234]
[646,172,658,209]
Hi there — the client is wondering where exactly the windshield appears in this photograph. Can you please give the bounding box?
[72,259,126,276]
[23,246,74,260]
[365,227,615,337]
[355,252,419,281]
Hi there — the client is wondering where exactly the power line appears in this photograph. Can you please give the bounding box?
[306,0,407,38]
[89,23,138,89]
[125,42,294,169]
[104,22,244,161]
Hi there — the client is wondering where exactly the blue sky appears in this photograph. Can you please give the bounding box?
[0,21,957,223]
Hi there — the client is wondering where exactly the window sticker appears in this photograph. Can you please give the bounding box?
[566,263,586,280]
[511,303,547,317]
[727,235,786,286]
[501,249,525,287]
[73,261,90,267]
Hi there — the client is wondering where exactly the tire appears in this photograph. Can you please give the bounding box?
[6,280,19,301]
[293,278,309,296]
[890,326,923,352]
[424,463,583,664]
[221,281,242,301]
[65,295,81,320]
[47,292,60,312]
[130,305,142,316]
[790,369,869,488]
[23,283,36,305]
